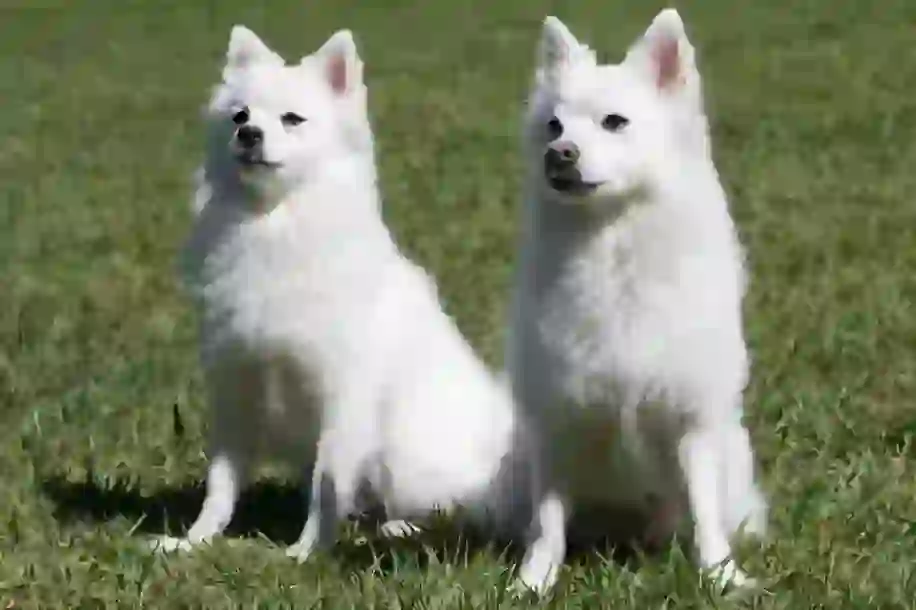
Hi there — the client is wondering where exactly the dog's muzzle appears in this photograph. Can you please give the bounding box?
[234,125,280,168]
[238,124,263,148]
[544,140,597,194]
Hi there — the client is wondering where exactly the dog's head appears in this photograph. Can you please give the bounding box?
[526,10,709,207]
[206,26,371,195]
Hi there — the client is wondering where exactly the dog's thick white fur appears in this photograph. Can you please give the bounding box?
[154,26,528,559]
[506,10,767,594]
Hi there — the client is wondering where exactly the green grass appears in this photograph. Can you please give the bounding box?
[2,0,916,607]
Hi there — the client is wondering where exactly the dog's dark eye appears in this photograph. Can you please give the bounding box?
[547,116,563,140]
[232,107,249,125]
[281,112,306,127]
[601,114,629,132]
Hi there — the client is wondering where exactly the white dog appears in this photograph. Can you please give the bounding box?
[155,26,529,559]
[506,10,767,594]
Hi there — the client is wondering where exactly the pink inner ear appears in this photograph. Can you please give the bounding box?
[653,37,681,89]
[327,53,348,95]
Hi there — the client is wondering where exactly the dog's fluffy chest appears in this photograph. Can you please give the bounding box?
[185,203,384,366]
[517,199,745,413]
[535,212,693,405]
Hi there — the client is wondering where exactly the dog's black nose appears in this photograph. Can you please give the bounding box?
[544,140,585,192]
[545,140,580,169]
[236,125,263,149]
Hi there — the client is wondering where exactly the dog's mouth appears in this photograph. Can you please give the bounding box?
[546,174,601,196]
[236,151,283,170]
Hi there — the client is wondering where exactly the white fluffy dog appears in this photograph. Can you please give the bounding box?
[505,10,767,594]
[155,26,528,560]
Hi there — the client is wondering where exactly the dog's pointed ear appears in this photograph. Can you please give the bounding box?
[539,16,582,75]
[312,29,363,96]
[624,9,698,93]
[225,26,283,72]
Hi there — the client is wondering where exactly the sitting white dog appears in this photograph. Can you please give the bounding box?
[155,26,529,560]
[506,10,767,594]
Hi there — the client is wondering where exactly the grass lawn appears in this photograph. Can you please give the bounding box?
[3,0,916,607]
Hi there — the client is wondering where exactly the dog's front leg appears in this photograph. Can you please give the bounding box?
[285,456,341,562]
[153,364,258,553]
[678,424,751,588]
[515,486,569,595]
[181,452,248,548]
[153,423,251,551]
[286,408,369,562]
[718,422,767,539]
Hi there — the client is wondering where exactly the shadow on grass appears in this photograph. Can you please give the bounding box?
[42,474,657,575]
[40,474,521,573]
[42,475,308,544]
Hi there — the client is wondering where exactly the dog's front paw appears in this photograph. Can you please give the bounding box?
[514,557,559,597]
[706,559,755,591]
[508,577,539,599]
[510,574,555,599]
[150,536,195,553]
[379,519,421,539]
[285,540,317,563]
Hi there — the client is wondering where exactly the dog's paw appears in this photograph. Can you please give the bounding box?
[379,519,422,539]
[149,536,194,553]
[514,561,558,597]
[706,559,756,591]
[510,575,554,599]
[285,540,317,563]
[507,577,536,599]
[508,573,556,600]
